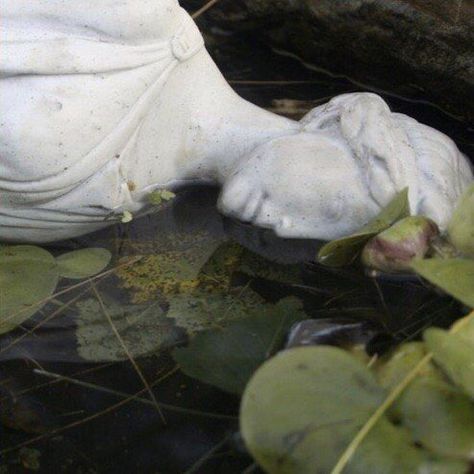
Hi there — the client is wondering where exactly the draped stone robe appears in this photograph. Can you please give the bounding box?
[0,0,204,242]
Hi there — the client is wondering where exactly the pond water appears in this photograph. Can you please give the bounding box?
[1,6,473,474]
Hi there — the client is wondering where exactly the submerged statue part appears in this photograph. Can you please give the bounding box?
[1,0,472,243]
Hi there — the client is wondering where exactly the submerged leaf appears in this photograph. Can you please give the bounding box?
[317,188,410,267]
[240,346,465,474]
[75,297,183,362]
[56,248,112,279]
[411,258,474,308]
[116,237,224,302]
[448,184,474,257]
[173,297,306,394]
[0,246,59,334]
[167,287,264,335]
[118,239,301,304]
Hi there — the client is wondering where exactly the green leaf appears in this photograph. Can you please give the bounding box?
[375,342,429,390]
[0,246,59,334]
[240,346,466,474]
[396,374,474,459]
[173,297,306,394]
[75,296,182,362]
[148,189,176,205]
[317,188,410,267]
[411,258,474,308]
[166,287,265,335]
[376,342,474,459]
[121,211,133,223]
[424,328,474,399]
[448,184,474,257]
[56,248,112,279]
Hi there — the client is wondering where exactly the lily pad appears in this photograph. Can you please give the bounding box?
[240,346,466,474]
[424,327,474,399]
[448,184,474,257]
[0,246,59,334]
[317,188,410,267]
[376,343,474,459]
[397,374,474,459]
[56,248,112,279]
[411,258,474,308]
[173,297,306,394]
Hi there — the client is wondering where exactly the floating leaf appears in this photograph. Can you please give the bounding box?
[397,374,474,459]
[0,246,59,334]
[448,184,474,257]
[173,297,306,394]
[240,346,466,474]
[318,188,410,267]
[75,296,183,362]
[376,343,474,459]
[121,211,133,223]
[411,258,474,308]
[375,342,429,389]
[56,248,112,279]
[424,328,474,399]
[148,189,176,205]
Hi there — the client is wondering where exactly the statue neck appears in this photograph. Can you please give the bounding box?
[170,50,300,184]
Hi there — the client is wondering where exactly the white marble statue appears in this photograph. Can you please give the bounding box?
[1,0,472,243]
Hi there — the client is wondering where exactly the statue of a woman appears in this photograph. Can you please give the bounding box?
[1,0,472,243]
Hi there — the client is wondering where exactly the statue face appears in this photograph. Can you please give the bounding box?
[218,133,380,240]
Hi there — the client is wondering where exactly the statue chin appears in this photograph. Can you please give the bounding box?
[0,1,472,244]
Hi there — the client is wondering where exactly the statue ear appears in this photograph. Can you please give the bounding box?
[301,93,419,212]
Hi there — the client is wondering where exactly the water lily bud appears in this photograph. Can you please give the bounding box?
[361,216,439,273]
[448,185,474,257]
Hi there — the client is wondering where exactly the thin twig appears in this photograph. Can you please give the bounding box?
[2,368,176,456]
[184,433,232,474]
[0,287,91,356]
[241,463,259,474]
[0,363,115,404]
[33,368,237,421]
[192,0,221,19]
[1,384,154,455]
[90,283,166,424]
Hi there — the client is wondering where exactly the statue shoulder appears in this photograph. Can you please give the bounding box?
[3,0,184,43]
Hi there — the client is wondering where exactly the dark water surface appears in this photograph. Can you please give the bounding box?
[1,6,473,473]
